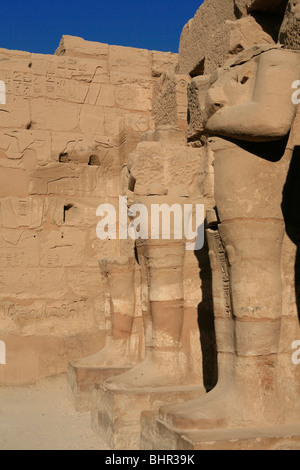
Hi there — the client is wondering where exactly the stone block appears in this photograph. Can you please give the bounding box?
[104,107,127,135]
[0,329,105,385]
[0,168,30,197]
[153,71,185,128]
[109,45,151,78]
[92,383,205,450]
[128,145,165,195]
[151,51,178,77]
[0,230,40,268]
[0,299,102,337]
[51,132,117,164]
[39,228,86,267]
[29,163,99,196]
[67,362,131,411]
[179,0,236,75]
[66,266,102,300]
[0,48,31,59]
[165,146,201,191]
[48,196,102,227]
[114,84,152,112]
[141,412,300,450]
[0,197,45,229]
[120,113,154,135]
[30,98,80,132]
[178,0,274,75]
[0,96,31,129]
[0,130,51,165]
[0,267,68,300]
[140,126,186,146]
[95,84,115,107]
[187,75,211,140]
[55,35,109,60]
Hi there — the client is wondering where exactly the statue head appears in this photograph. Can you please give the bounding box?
[288,0,300,19]
[279,0,300,49]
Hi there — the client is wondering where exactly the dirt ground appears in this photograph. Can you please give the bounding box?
[0,374,108,450]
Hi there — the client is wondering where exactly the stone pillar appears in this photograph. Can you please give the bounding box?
[67,256,136,410]
[92,184,205,449]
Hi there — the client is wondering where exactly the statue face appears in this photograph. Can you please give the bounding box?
[288,0,300,20]
[204,61,257,121]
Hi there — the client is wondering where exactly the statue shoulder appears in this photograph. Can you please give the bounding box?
[262,47,300,65]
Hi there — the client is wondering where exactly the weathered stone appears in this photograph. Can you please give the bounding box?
[55,35,109,60]
[235,0,287,16]
[141,411,300,450]
[151,50,178,77]
[178,0,274,75]
[152,5,300,449]
[92,384,205,450]
[153,70,190,130]
[0,0,299,452]
[279,0,300,49]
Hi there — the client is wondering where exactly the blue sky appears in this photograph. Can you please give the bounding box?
[1,0,204,54]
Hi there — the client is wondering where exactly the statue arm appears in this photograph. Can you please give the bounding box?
[206,49,300,141]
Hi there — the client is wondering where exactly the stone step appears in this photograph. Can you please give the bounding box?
[91,383,205,450]
[67,362,131,412]
[141,412,300,450]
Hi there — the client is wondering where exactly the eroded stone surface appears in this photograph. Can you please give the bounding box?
[0,38,176,385]
[0,0,299,452]
[144,0,300,450]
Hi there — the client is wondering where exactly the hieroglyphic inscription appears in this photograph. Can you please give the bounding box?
[213,229,232,317]
[0,60,90,103]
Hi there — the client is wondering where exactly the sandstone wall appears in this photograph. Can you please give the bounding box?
[178,0,288,76]
[0,37,177,384]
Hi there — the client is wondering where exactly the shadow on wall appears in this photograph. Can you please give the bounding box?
[194,235,218,392]
[238,0,288,42]
[282,145,300,322]
[229,135,289,163]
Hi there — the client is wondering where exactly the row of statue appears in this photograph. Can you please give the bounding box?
[72,0,300,435]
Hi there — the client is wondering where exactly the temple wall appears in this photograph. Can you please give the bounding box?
[0,37,177,384]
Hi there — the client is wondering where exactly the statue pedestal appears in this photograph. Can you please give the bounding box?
[91,384,205,450]
[67,362,131,411]
[140,412,300,450]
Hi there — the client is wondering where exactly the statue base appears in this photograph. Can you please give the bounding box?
[91,383,205,450]
[67,362,131,411]
[140,411,300,450]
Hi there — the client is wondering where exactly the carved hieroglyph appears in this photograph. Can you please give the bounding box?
[0,39,175,385]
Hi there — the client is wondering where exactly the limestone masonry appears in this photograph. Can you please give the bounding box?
[0,0,300,451]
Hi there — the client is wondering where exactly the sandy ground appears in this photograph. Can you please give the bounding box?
[0,374,108,450]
